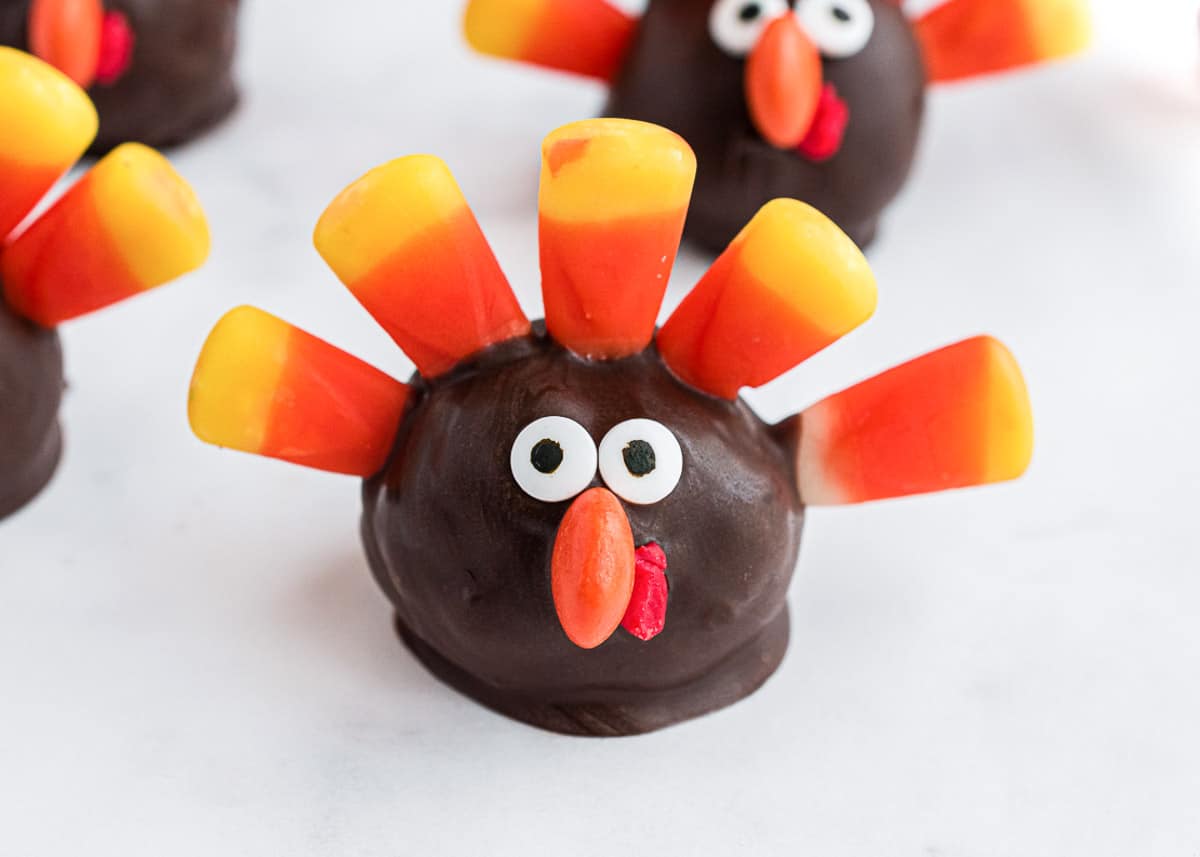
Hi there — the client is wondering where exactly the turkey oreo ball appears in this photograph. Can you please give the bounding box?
[464,0,1090,250]
[189,119,1035,735]
[0,0,239,152]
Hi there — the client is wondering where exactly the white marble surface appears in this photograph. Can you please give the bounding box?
[3,1,1200,854]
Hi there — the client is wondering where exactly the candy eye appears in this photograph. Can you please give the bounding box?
[511,416,597,503]
[708,0,790,57]
[795,0,875,59]
[598,419,683,506]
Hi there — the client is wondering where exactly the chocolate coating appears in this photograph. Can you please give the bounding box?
[362,328,805,735]
[606,0,926,250]
[0,292,64,521]
[0,0,239,153]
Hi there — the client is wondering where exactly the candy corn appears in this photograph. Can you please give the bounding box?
[796,337,1034,505]
[916,0,1091,84]
[464,0,635,81]
[658,199,877,400]
[314,155,530,379]
[189,307,411,477]
[0,47,97,241]
[540,119,696,360]
[2,143,209,327]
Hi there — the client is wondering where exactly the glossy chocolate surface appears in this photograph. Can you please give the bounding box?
[0,293,63,520]
[606,0,927,250]
[362,328,805,735]
[0,0,239,152]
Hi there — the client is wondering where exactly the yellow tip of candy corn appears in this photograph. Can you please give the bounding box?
[89,143,211,289]
[0,46,97,169]
[735,198,877,333]
[463,0,542,60]
[314,154,462,287]
[0,46,97,239]
[977,336,1035,484]
[189,306,290,456]
[539,119,696,223]
[1005,0,1091,61]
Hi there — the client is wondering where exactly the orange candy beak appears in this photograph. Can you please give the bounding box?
[746,15,823,149]
[27,0,104,89]
[551,488,636,650]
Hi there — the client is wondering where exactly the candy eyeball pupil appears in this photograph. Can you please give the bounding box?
[531,438,564,474]
[622,440,657,477]
[832,5,850,21]
[739,2,762,21]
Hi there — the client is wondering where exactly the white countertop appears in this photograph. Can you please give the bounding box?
[3,1,1199,854]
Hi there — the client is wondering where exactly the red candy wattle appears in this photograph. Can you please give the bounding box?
[796,84,849,163]
[96,11,134,86]
[621,542,669,642]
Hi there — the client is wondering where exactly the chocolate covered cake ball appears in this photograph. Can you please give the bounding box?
[464,0,1089,250]
[0,48,209,520]
[188,118,1034,735]
[0,0,239,153]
